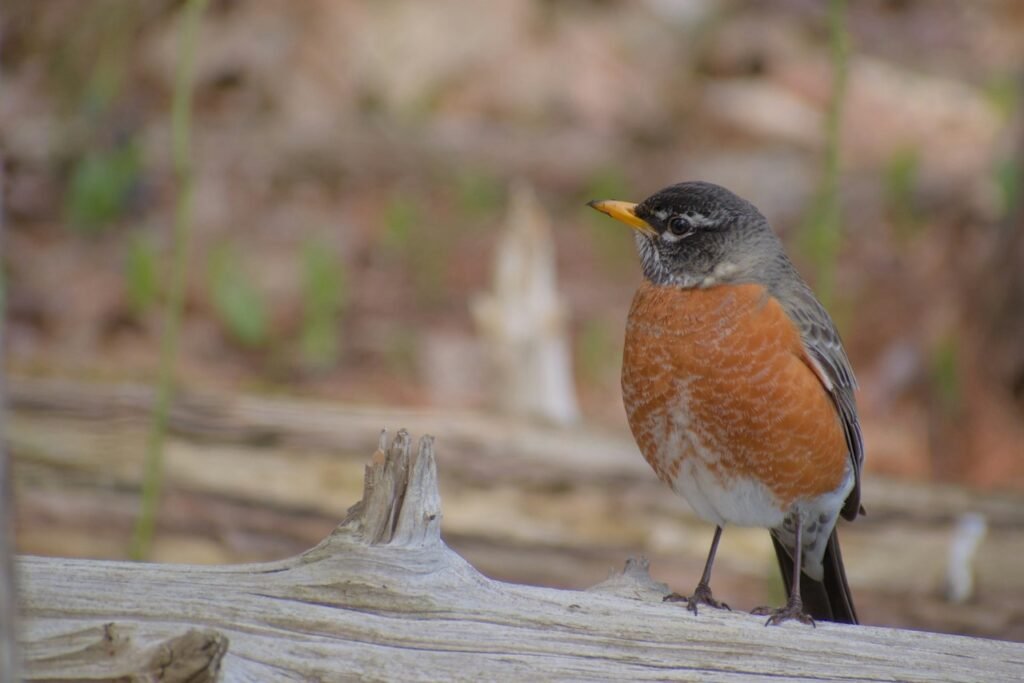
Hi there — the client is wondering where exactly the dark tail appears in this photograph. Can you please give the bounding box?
[771,529,858,624]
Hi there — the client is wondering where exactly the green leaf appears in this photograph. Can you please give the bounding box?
[454,168,503,220]
[576,318,618,386]
[65,143,141,233]
[996,158,1021,218]
[300,238,347,366]
[382,194,418,252]
[125,234,159,314]
[584,166,638,273]
[884,146,922,238]
[208,245,268,348]
[931,334,961,414]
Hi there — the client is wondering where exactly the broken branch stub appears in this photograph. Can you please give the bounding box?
[17,427,1024,681]
[338,429,442,547]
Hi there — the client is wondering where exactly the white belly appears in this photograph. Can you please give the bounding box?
[672,457,786,529]
[652,394,786,529]
[649,385,853,580]
[666,424,853,580]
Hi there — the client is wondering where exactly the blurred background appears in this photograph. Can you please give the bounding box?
[3,0,1024,641]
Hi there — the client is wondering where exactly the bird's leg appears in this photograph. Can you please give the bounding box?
[664,525,730,614]
[752,512,815,627]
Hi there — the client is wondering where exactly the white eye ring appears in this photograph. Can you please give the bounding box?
[662,216,693,242]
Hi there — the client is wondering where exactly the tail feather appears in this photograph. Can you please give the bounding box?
[771,529,858,624]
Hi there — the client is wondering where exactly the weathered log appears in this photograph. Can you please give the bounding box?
[471,182,581,425]
[11,378,1024,525]
[9,378,1024,641]
[17,429,1024,681]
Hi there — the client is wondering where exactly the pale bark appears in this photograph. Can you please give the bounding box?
[16,428,1024,681]
[10,377,1024,641]
[471,182,580,425]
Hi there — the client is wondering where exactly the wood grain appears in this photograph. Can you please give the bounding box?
[17,430,1024,682]
[10,378,1024,641]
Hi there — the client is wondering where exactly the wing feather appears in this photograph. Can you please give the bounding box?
[778,278,864,520]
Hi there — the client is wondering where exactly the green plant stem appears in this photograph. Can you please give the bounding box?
[1,152,22,682]
[130,0,208,561]
[803,0,848,309]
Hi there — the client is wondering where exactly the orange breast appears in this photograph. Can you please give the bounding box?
[621,281,847,509]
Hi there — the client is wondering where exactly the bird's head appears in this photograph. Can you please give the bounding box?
[588,181,785,288]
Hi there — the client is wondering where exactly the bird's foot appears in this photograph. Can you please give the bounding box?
[751,598,815,627]
[664,581,730,616]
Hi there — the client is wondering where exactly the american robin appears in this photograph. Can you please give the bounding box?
[588,181,863,626]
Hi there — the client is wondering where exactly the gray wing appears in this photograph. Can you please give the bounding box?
[778,277,864,521]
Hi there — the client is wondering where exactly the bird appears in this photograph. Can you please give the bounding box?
[588,181,863,626]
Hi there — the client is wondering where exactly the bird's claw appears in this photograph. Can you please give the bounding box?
[751,601,816,627]
[664,582,731,616]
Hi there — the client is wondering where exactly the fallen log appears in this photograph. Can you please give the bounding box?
[9,378,1024,640]
[17,429,1024,681]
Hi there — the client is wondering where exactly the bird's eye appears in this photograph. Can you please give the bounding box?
[667,216,691,237]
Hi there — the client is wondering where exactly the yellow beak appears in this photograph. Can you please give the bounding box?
[587,200,656,237]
